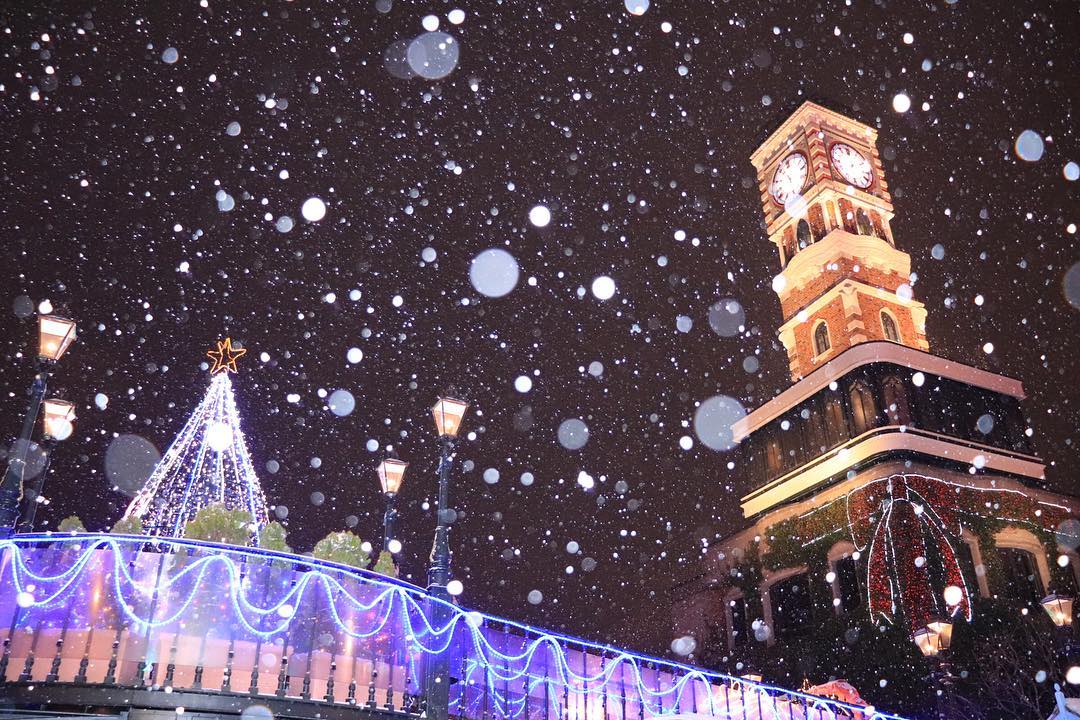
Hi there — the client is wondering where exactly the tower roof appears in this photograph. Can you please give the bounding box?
[750,101,878,169]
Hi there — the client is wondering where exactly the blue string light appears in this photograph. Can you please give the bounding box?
[0,535,905,719]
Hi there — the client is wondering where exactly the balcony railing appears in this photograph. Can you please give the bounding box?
[0,534,905,720]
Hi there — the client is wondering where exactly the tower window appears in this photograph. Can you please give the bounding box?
[882,376,911,426]
[782,232,796,266]
[835,555,862,613]
[849,380,878,434]
[729,596,748,647]
[813,321,831,357]
[770,572,813,640]
[796,219,812,249]
[880,310,901,342]
[856,208,874,236]
[764,432,783,475]
[999,547,1045,608]
[823,394,847,447]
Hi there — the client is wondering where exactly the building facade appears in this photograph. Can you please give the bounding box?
[671,102,1078,669]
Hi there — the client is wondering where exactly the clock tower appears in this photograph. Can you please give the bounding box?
[662,103,1078,679]
[749,102,929,381]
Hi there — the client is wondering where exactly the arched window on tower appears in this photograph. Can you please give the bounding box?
[849,380,878,434]
[782,231,796,266]
[882,376,911,426]
[856,208,874,236]
[998,547,1045,608]
[764,432,783,476]
[823,394,847,446]
[813,321,831,357]
[880,310,901,343]
[797,219,813,249]
[804,405,827,453]
[769,572,814,640]
[870,211,891,244]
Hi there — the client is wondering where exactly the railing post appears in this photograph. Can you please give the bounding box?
[630,664,639,720]
[522,630,531,720]
[457,644,469,720]
[622,656,630,720]
[325,660,336,704]
[384,591,395,712]
[367,668,378,709]
[502,623,511,720]
[48,540,82,684]
[222,648,234,692]
[276,655,289,697]
[541,640,550,720]
[600,652,608,720]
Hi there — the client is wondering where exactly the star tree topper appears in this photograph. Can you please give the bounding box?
[207,337,247,374]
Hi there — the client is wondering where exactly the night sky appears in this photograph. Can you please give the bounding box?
[1,0,1078,658]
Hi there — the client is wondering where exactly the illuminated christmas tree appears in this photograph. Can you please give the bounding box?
[123,338,270,542]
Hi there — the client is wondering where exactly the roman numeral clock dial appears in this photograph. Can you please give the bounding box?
[769,152,808,207]
[829,142,874,188]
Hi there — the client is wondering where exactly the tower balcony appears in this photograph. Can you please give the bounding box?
[733,342,1044,517]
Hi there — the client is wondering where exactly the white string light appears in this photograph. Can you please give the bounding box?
[122,373,269,541]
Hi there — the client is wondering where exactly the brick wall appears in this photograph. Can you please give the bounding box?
[787,290,926,378]
[790,294,850,376]
[856,293,925,346]
[779,257,906,319]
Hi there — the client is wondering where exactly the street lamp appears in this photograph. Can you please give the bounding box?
[913,615,954,658]
[431,397,469,439]
[1041,593,1078,681]
[42,399,77,442]
[376,459,408,570]
[1042,594,1075,629]
[925,616,954,653]
[913,615,955,719]
[38,315,77,362]
[0,315,76,536]
[17,400,77,533]
[425,396,468,720]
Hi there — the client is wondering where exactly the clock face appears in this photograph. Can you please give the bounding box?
[830,143,874,188]
[769,152,808,206]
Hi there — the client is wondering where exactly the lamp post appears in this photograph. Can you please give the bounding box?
[427,397,468,594]
[376,458,408,572]
[425,396,468,720]
[18,399,76,533]
[0,315,76,537]
[913,615,955,719]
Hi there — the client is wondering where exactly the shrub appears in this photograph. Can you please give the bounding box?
[57,515,86,533]
[110,515,144,535]
[183,504,254,547]
[258,521,291,553]
[372,551,397,577]
[312,531,369,569]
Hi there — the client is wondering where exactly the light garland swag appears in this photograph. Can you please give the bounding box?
[0,535,905,720]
